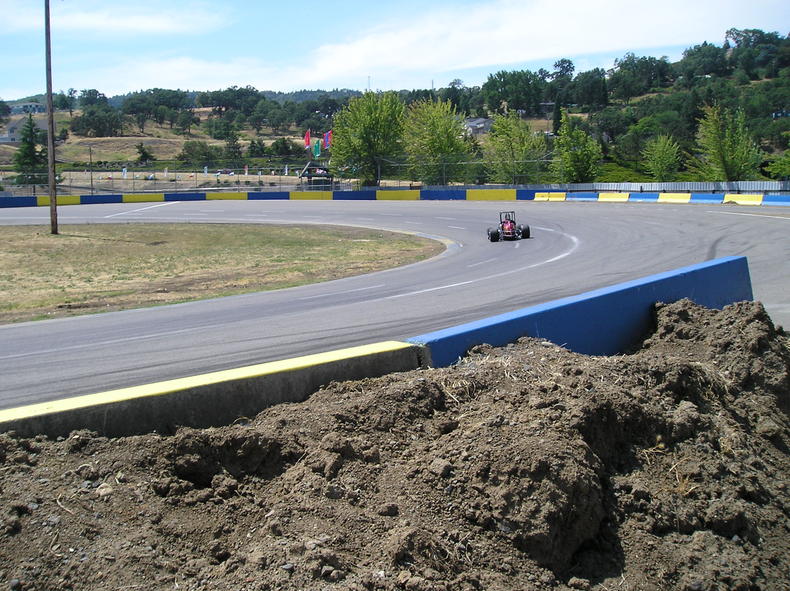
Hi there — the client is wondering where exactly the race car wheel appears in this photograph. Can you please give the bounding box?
[519,225,530,239]
[488,228,500,242]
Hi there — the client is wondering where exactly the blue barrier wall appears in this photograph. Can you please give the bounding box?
[690,193,724,203]
[421,189,467,200]
[407,256,753,367]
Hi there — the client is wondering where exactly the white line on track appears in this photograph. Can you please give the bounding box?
[385,227,580,300]
[448,225,466,230]
[467,258,497,268]
[436,216,458,221]
[710,210,790,221]
[297,283,386,301]
[104,202,178,218]
[0,324,210,362]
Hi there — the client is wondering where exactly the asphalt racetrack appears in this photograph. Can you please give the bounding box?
[1,199,789,409]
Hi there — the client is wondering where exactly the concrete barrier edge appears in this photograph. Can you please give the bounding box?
[407,256,753,367]
[0,340,425,438]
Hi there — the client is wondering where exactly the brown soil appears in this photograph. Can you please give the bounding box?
[0,299,788,591]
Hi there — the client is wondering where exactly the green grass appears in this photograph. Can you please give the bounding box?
[0,223,443,323]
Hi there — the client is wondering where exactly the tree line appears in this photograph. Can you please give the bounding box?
[4,27,788,182]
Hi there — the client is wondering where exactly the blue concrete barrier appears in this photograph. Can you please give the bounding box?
[690,193,724,203]
[421,189,467,200]
[763,194,790,206]
[566,192,599,201]
[407,256,753,367]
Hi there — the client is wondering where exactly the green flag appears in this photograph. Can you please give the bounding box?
[313,139,321,158]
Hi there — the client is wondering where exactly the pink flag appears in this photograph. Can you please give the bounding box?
[323,130,333,149]
[304,130,311,149]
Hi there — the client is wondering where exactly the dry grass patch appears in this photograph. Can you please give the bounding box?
[0,223,443,323]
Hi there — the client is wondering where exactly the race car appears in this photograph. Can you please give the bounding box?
[487,211,530,242]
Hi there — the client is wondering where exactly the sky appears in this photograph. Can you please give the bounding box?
[1,0,788,101]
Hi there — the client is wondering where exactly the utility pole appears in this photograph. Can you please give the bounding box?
[44,0,58,234]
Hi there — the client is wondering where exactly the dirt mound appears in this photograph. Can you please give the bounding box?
[1,299,788,590]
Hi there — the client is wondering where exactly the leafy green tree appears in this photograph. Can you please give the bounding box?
[224,132,244,167]
[123,93,156,132]
[766,144,790,180]
[485,112,548,184]
[641,135,681,181]
[550,110,603,182]
[330,92,405,185]
[268,137,300,156]
[267,108,290,133]
[79,89,108,107]
[176,141,223,167]
[482,70,546,115]
[247,139,267,158]
[70,104,124,137]
[176,110,199,135]
[54,88,78,116]
[135,142,155,164]
[0,98,10,126]
[573,68,608,111]
[688,104,762,181]
[403,99,472,185]
[13,114,47,184]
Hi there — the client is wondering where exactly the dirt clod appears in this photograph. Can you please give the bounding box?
[1,299,788,590]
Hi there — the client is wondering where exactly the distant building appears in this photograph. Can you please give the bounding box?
[464,117,493,136]
[0,119,47,144]
[10,103,46,115]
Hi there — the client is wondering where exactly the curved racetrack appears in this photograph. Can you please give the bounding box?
[1,200,788,409]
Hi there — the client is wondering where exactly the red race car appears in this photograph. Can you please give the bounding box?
[487,211,530,242]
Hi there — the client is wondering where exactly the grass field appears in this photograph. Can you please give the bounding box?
[0,223,443,323]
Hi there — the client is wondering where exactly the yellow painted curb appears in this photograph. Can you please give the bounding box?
[207,192,246,200]
[466,189,517,201]
[123,193,165,203]
[598,193,630,202]
[658,193,691,204]
[36,195,81,206]
[534,192,566,201]
[724,193,763,205]
[291,191,332,200]
[0,341,415,423]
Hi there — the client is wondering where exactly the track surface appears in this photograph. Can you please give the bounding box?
[1,200,789,409]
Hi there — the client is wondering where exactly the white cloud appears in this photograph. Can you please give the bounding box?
[2,0,223,35]
[286,0,790,87]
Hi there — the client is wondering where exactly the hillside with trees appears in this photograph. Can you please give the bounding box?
[2,27,788,184]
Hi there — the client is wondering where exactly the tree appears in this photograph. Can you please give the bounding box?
[689,104,762,181]
[176,141,223,167]
[766,142,790,179]
[0,98,10,126]
[79,89,108,107]
[224,132,244,167]
[486,112,548,184]
[268,137,300,156]
[403,99,472,185]
[573,68,608,112]
[641,135,681,181]
[70,104,124,137]
[176,110,199,135]
[330,92,405,185]
[135,142,155,165]
[13,114,47,184]
[550,110,602,183]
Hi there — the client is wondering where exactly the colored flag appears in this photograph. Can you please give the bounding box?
[313,139,321,158]
[323,130,332,149]
[304,129,311,148]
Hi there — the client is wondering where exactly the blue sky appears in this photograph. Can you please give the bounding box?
[1,0,788,100]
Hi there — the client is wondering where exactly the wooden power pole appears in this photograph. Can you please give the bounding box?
[44,0,58,234]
